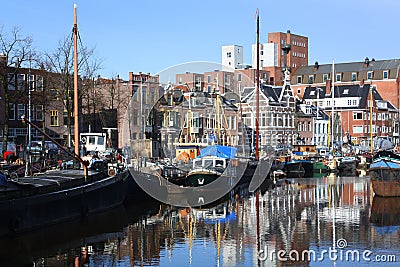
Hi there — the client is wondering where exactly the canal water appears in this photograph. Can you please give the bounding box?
[1,175,399,267]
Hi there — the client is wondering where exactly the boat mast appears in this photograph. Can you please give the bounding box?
[255,9,260,161]
[73,4,79,156]
[330,60,335,153]
[370,85,373,154]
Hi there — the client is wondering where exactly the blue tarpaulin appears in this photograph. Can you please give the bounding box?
[199,145,237,159]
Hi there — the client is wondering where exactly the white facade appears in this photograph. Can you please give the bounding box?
[221,45,243,69]
[251,43,278,68]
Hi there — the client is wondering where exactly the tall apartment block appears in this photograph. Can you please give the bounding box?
[252,30,309,85]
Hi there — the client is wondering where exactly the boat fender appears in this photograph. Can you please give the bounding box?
[108,168,116,176]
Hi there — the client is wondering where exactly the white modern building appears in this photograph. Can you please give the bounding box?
[221,45,243,70]
[251,43,278,68]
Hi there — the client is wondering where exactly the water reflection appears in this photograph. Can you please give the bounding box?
[2,176,400,266]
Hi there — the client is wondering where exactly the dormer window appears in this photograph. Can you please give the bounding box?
[336,73,341,82]
[367,71,373,80]
[297,76,302,84]
[343,89,349,95]
[308,75,314,84]
[351,72,357,81]
[383,70,389,79]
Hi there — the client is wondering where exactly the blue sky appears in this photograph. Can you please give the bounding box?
[1,0,399,80]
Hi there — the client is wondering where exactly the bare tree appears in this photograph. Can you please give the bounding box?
[41,33,102,147]
[0,26,37,153]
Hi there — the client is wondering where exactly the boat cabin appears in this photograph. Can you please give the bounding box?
[80,133,107,153]
[192,156,227,170]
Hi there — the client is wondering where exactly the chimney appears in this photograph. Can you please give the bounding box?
[326,79,331,96]
[363,57,370,68]
[313,61,319,72]
[0,53,6,67]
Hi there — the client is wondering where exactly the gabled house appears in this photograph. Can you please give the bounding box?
[296,103,329,147]
[302,83,398,147]
[241,70,297,148]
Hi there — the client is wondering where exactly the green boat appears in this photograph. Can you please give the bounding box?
[313,161,330,174]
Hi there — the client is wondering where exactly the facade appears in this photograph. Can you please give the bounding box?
[0,54,78,154]
[254,30,308,85]
[302,83,398,147]
[291,58,400,106]
[221,45,244,69]
[176,72,204,92]
[241,70,297,148]
[123,72,162,158]
[293,58,400,146]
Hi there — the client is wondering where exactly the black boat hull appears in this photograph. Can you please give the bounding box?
[0,170,129,237]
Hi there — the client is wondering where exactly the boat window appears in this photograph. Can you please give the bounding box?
[216,160,224,167]
[98,136,105,145]
[204,159,213,167]
[88,136,96,145]
[194,159,202,168]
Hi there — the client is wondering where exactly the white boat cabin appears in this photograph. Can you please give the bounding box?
[80,133,107,152]
[192,156,227,170]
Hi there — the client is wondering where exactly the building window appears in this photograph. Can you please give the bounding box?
[17,74,25,90]
[17,104,25,119]
[336,73,341,82]
[323,74,328,82]
[297,76,302,84]
[227,52,231,58]
[8,103,15,120]
[28,74,35,90]
[297,88,301,94]
[383,70,389,79]
[353,125,363,133]
[35,105,44,121]
[237,73,242,82]
[207,75,211,83]
[353,112,363,120]
[351,72,357,81]
[308,75,314,84]
[50,110,59,126]
[352,99,357,106]
[367,71,373,80]
[7,73,15,90]
[36,75,44,91]
[347,100,351,105]
[343,89,349,94]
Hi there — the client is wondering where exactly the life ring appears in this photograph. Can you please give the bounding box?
[108,168,116,176]
[81,136,87,144]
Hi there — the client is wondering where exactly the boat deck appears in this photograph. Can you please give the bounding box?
[0,169,107,200]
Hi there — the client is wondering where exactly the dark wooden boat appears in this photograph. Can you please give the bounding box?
[337,156,359,176]
[0,165,128,237]
[369,150,400,197]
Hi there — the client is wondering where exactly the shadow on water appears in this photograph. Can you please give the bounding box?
[0,182,160,267]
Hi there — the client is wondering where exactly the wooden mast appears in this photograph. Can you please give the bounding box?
[73,4,79,157]
[255,9,260,161]
[73,4,88,178]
